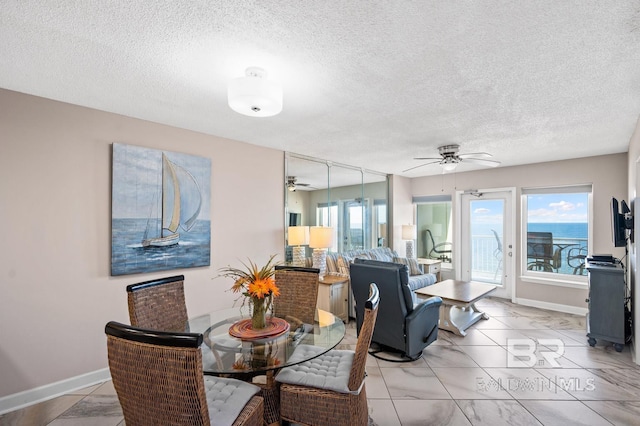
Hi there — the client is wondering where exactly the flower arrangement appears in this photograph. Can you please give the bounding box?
[219,255,280,329]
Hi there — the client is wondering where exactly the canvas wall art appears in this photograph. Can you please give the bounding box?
[111,143,211,275]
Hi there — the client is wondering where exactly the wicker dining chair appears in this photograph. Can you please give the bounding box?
[273,265,320,326]
[275,283,380,426]
[126,275,188,331]
[105,321,264,426]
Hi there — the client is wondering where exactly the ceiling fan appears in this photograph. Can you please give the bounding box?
[403,144,501,173]
[286,176,312,192]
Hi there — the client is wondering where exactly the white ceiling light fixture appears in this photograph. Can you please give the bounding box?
[440,158,458,173]
[228,67,283,117]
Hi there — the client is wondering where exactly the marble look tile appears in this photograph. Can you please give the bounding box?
[556,329,589,346]
[56,395,123,419]
[448,329,498,346]
[0,396,84,426]
[392,400,471,426]
[477,328,530,346]
[423,345,479,368]
[432,330,456,345]
[585,367,640,399]
[457,345,511,368]
[518,400,612,426]
[431,367,512,400]
[515,328,586,347]
[561,346,637,369]
[492,316,551,330]
[484,368,574,400]
[380,367,451,399]
[582,400,640,426]
[536,368,639,401]
[374,353,428,368]
[90,381,118,396]
[48,416,124,426]
[469,317,512,330]
[456,399,542,426]
[366,353,379,367]
[537,314,586,330]
[367,399,400,426]
[364,366,391,399]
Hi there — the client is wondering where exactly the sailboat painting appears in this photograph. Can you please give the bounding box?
[111,143,211,276]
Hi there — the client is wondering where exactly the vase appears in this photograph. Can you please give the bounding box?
[251,297,267,329]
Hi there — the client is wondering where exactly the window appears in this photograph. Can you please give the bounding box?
[522,185,591,281]
[414,195,453,264]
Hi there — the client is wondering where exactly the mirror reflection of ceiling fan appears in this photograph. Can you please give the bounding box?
[403,144,501,173]
[286,176,314,192]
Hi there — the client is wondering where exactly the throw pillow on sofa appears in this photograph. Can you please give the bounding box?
[393,257,423,276]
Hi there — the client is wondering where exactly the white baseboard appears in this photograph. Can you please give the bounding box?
[0,368,111,415]
[515,297,588,316]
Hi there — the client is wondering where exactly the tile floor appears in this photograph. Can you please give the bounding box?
[2,297,640,425]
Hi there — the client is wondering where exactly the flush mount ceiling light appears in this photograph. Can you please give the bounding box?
[227,67,283,117]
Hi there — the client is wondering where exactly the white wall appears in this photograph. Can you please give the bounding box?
[0,89,284,399]
[409,154,628,309]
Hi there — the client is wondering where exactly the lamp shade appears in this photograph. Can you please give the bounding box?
[228,67,283,117]
[402,224,417,240]
[288,226,309,246]
[309,226,333,249]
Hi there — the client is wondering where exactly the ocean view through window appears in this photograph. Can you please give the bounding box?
[522,185,591,279]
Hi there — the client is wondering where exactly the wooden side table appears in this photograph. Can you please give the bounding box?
[317,275,350,322]
[416,258,442,281]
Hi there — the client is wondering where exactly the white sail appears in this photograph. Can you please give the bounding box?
[142,153,202,247]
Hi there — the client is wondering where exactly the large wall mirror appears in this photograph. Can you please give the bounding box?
[285,153,389,262]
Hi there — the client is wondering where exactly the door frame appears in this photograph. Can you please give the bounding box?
[455,187,516,301]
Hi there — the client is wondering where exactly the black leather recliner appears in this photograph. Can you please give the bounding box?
[350,258,442,360]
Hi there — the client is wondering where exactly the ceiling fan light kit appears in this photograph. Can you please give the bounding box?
[228,67,283,117]
[404,144,501,173]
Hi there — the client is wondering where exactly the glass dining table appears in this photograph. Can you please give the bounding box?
[187,306,346,425]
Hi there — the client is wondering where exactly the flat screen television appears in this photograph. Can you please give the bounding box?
[611,197,629,247]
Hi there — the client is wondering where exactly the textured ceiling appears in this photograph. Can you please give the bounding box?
[1,1,639,177]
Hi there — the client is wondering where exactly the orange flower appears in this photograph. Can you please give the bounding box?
[248,277,276,299]
[218,255,280,307]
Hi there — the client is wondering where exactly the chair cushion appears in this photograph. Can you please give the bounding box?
[393,256,423,276]
[204,376,261,426]
[275,344,357,394]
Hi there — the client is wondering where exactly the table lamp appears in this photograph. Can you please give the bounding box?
[288,226,309,267]
[309,226,334,279]
[402,224,417,258]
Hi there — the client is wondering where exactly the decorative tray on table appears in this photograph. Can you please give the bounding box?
[228,317,290,340]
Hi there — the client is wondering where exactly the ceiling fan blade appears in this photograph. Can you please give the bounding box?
[297,183,310,187]
[458,152,492,159]
[463,157,501,167]
[413,156,441,161]
[403,160,441,172]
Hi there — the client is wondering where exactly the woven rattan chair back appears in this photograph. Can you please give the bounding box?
[105,321,211,425]
[273,266,320,325]
[348,283,379,392]
[126,275,188,331]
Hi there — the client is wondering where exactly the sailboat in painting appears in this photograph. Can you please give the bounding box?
[142,153,202,247]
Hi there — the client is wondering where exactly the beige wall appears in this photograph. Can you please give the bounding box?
[0,89,284,398]
[409,154,628,308]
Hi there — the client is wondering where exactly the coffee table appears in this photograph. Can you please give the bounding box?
[415,279,496,336]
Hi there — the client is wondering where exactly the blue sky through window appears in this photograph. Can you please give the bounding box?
[527,193,588,223]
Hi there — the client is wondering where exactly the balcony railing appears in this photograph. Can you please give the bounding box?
[471,234,588,283]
